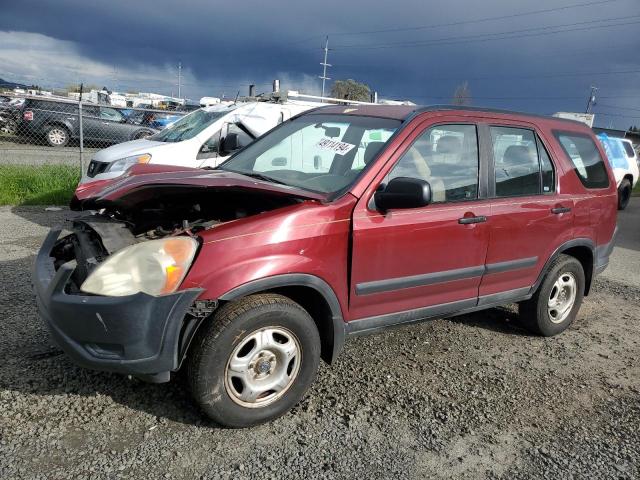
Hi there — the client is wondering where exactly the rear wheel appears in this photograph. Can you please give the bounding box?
[187,294,321,428]
[45,125,70,147]
[618,178,631,210]
[520,254,585,336]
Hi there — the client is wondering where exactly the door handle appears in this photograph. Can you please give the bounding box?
[551,207,571,214]
[458,215,487,224]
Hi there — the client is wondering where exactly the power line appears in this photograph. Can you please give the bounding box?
[593,111,640,119]
[332,15,640,50]
[329,42,640,69]
[596,103,640,112]
[290,0,620,43]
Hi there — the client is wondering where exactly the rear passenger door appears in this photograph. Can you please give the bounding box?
[479,123,574,301]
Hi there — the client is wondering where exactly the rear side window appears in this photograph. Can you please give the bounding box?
[622,141,635,158]
[490,126,555,197]
[555,132,609,189]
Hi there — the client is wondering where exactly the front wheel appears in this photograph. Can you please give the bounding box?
[187,294,320,428]
[519,254,585,336]
[618,178,632,210]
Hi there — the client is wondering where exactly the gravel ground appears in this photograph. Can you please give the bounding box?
[0,203,639,479]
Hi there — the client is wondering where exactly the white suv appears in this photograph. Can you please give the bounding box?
[597,134,639,210]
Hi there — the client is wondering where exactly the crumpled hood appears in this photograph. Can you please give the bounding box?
[71,165,326,210]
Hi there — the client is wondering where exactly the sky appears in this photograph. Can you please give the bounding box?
[0,0,639,129]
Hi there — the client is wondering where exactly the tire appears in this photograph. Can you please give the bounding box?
[617,178,632,210]
[45,125,70,147]
[519,254,585,336]
[187,294,321,428]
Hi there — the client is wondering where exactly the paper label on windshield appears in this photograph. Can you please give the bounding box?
[316,137,356,155]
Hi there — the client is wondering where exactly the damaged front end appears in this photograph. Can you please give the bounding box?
[34,170,320,382]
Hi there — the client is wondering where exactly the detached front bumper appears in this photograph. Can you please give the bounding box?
[33,228,203,382]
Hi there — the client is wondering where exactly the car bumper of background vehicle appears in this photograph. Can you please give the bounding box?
[33,229,203,382]
[594,227,618,276]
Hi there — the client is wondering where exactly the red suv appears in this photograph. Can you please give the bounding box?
[34,105,618,427]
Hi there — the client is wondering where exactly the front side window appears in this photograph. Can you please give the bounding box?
[150,108,229,143]
[386,124,479,202]
[556,132,609,188]
[219,114,401,194]
[226,123,254,150]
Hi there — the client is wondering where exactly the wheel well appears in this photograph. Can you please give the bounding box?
[266,286,337,365]
[623,174,633,185]
[561,246,594,295]
[45,122,70,134]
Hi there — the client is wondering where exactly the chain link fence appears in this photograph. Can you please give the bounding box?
[0,90,188,176]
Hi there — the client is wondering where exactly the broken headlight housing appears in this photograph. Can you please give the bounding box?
[80,237,198,297]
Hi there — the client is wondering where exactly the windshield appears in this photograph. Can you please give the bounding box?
[150,108,228,142]
[218,114,400,194]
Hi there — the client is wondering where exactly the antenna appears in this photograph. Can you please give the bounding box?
[585,85,598,113]
[319,36,332,98]
[178,62,182,99]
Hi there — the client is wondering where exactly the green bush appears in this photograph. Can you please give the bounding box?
[0,165,80,205]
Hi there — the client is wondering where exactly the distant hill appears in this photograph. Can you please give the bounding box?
[0,77,29,89]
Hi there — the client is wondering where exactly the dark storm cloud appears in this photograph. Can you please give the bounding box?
[1,0,639,128]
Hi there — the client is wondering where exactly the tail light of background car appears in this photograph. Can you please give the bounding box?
[23,110,33,121]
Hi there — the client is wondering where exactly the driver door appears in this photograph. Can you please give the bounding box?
[349,120,490,320]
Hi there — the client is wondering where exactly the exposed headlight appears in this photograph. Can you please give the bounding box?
[80,237,198,297]
[106,153,151,173]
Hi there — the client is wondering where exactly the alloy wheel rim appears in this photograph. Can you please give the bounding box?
[548,272,577,324]
[224,326,301,408]
[48,128,66,145]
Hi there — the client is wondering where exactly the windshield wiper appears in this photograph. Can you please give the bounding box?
[235,171,288,185]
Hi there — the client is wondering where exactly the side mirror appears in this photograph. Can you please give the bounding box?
[374,177,431,212]
[220,133,241,154]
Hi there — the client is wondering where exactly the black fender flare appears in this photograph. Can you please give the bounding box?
[219,274,346,364]
[529,238,595,295]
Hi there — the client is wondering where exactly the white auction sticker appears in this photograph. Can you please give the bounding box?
[315,137,356,155]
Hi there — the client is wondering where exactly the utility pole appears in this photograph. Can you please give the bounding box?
[319,36,331,98]
[178,62,182,99]
[585,85,598,113]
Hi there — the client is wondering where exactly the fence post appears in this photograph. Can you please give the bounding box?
[78,83,85,177]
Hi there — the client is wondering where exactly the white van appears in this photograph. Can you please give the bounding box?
[81,101,318,184]
[596,133,639,210]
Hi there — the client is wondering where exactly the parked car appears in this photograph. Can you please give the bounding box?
[34,105,617,428]
[80,101,319,185]
[121,109,183,129]
[17,98,158,147]
[0,96,23,134]
[596,133,639,209]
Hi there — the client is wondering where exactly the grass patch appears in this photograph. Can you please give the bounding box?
[0,164,80,205]
[633,180,640,197]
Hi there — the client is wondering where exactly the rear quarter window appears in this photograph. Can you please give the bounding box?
[554,132,609,189]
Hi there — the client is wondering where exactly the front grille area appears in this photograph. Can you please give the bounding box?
[87,159,110,177]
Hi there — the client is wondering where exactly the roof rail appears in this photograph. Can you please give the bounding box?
[286,91,377,105]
